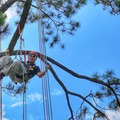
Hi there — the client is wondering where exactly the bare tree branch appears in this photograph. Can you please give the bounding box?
[50,66,109,120]
[8,0,32,52]
[0,0,17,13]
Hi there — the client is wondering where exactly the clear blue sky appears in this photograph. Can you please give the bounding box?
[1,1,120,120]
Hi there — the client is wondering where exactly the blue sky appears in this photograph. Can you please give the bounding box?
[1,1,120,120]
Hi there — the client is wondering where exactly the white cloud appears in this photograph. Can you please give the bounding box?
[5,3,17,23]
[10,102,23,108]
[105,110,120,120]
[27,93,43,102]
[29,114,41,120]
[2,104,9,120]
[51,89,63,96]
[88,110,120,120]
[9,93,43,108]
